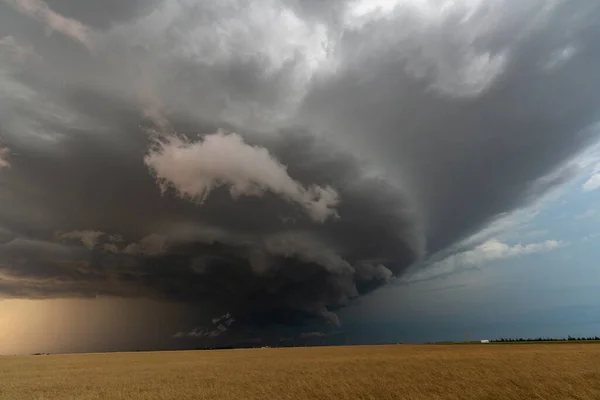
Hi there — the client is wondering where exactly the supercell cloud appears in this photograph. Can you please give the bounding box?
[1,0,600,335]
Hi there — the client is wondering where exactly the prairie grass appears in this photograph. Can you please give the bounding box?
[1,344,600,399]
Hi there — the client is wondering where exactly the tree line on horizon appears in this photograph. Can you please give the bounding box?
[491,336,600,342]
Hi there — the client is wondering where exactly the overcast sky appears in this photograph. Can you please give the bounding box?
[1,0,600,354]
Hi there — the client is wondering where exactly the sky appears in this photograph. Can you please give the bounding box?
[0,0,599,354]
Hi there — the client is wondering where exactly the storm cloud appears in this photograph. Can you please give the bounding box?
[1,0,600,334]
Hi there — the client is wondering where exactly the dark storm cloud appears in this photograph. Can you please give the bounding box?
[297,0,600,252]
[0,110,418,324]
[1,0,600,331]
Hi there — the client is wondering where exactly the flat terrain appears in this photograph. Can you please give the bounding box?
[2,344,600,400]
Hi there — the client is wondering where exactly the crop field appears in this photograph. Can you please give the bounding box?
[2,344,600,400]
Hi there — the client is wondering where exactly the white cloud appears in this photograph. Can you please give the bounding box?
[2,0,94,51]
[458,208,540,248]
[575,209,597,220]
[144,131,340,223]
[582,173,600,192]
[411,239,564,281]
[343,0,520,97]
[575,149,600,192]
[544,44,577,71]
[111,0,334,127]
[518,229,549,241]
[445,239,562,266]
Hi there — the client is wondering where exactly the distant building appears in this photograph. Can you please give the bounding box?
[480,340,490,344]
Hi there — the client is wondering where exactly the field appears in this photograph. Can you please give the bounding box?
[2,344,600,400]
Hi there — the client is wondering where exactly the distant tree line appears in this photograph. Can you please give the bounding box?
[491,336,600,342]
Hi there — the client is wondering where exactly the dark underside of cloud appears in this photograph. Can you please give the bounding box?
[1,0,600,336]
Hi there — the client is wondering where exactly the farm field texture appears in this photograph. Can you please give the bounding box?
[2,344,600,400]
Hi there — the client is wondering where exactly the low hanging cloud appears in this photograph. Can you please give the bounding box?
[441,239,563,268]
[410,239,564,282]
[1,0,600,339]
[144,131,340,223]
[174,312,236,339]
[60,230,166,256]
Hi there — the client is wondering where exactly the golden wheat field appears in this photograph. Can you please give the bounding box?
[1,344,600,400]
